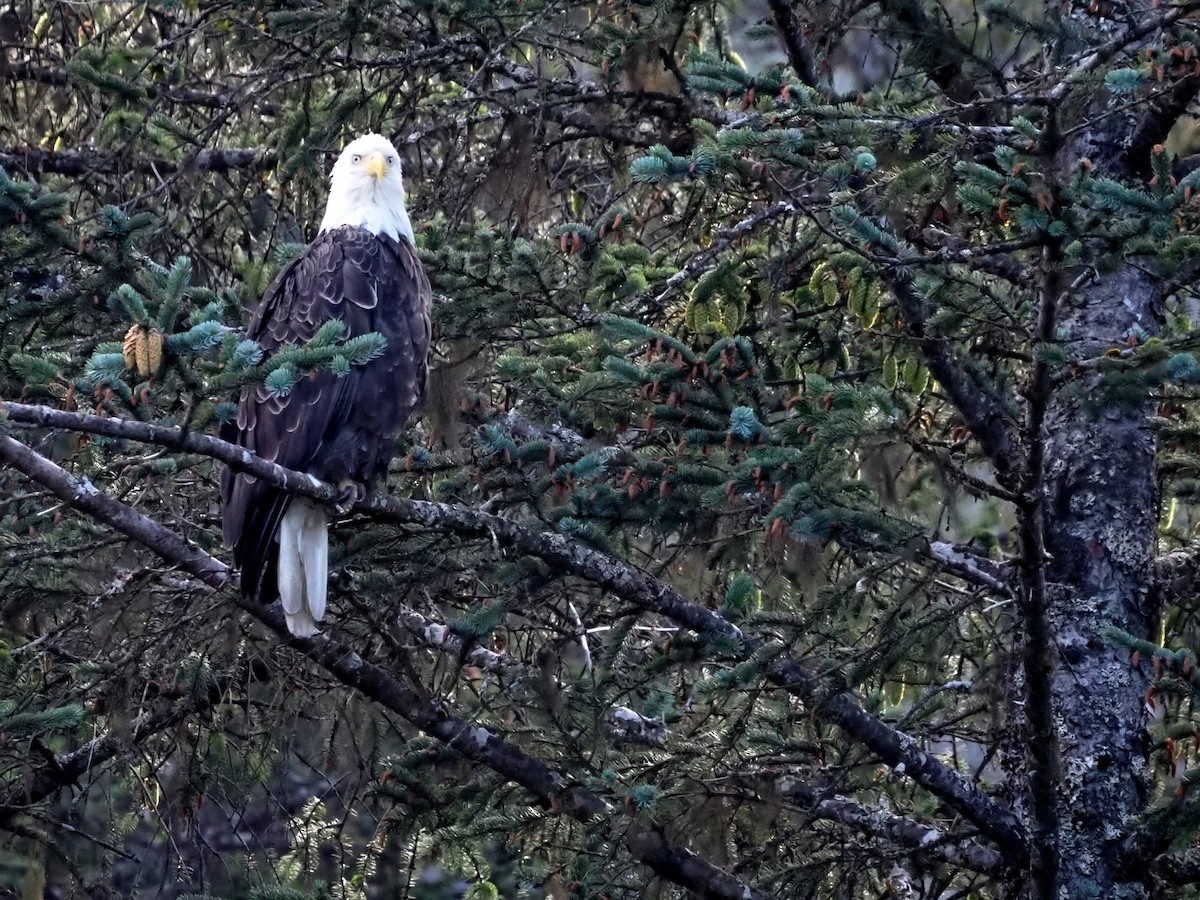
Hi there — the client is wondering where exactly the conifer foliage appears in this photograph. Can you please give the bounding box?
[7,0,1200,897]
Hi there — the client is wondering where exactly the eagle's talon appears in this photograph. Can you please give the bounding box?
[333,480,366,515]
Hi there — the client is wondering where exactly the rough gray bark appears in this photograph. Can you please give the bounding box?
[1013,9,1182,887]
[0,146,278,176]
[1030,265,1159,899]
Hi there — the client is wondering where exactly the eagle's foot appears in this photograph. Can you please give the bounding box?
[333,479,367,515]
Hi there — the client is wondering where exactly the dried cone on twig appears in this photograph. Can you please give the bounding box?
[122,324,164,378]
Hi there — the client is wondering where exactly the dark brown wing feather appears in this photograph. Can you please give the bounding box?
[220,225,432,601]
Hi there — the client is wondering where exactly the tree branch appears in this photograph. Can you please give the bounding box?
[1126,74,1200,181]
[1014,243,1065,897]
[876,0,998,99]
[1048,3,1200,103]
[1114,790,1200,878]
[886,270,1020,487]
[781,780,1006,875]
[0,432,777,900]
[1054,8,1200,179]
[396,605,664,746]
[0,400,1029,861]
[766,0,821,91]
[0,662,268,825]
[635,201,796,313]
[1151,846,1200,884]
[1150,545,1200,608]
[928,541,1015,599]
[0,146,277,178]
[5,60,277,114]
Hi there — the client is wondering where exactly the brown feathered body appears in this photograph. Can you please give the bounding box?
[220,225,431,628]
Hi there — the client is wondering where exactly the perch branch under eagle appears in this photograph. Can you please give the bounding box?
[221,133,432,637]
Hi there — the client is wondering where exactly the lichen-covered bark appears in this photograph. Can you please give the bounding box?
[1008,1,1182,886]
[1036,265,1158,898]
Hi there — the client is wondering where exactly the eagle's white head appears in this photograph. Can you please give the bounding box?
[319,133,415,245]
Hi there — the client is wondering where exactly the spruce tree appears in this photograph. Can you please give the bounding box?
[6,0,1200,898]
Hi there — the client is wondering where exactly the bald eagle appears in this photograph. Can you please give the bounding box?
[220,133,432,637]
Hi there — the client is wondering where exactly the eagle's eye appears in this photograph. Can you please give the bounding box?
[351,154,362,163]
[387,155,395,165]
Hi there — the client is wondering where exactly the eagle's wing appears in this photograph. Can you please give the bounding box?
[220,227,431,601]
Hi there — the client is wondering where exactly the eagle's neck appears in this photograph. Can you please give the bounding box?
[319,185,415,245]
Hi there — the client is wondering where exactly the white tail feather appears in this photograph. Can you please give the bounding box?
[278,498,329,638]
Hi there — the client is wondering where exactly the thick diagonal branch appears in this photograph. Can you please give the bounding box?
[782,781,1005,875]
[0,146,277,178]
[0,401,1029,860]
[0,433,776,900]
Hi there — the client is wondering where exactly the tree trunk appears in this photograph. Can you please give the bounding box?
[1011,5,1177,887]
[1035,264,1158,898]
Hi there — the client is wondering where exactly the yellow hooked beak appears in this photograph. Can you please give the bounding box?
[363,151,388,181]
